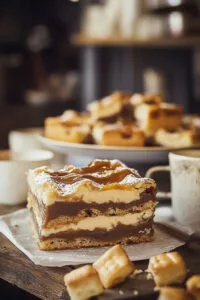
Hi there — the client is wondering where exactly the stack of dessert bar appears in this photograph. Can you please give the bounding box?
[44,91,200,148]
[27,159,157,250]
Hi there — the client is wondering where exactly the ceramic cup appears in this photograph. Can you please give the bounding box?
[146,150,200,229]
[0,149,53,205]
[9,128,66,169]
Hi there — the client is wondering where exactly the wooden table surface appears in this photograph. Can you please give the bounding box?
[0,204,200,300]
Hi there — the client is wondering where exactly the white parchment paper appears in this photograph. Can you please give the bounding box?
[0,208,193,267]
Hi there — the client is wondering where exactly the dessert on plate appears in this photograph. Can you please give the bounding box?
[155,128,199,148]
[87,91,133,123]
[27,159,157,250]
[44,91,197,148]
[133,101,183,137]
[92,122,145,146]
[45,110,91,143]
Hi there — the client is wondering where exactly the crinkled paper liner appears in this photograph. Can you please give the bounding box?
[0,208,193,267]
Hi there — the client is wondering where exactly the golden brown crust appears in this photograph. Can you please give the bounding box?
[148,252,187,287]
[186,275,200,299]
[64,265,98,285]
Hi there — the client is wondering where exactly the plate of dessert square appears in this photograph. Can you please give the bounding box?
[38,92,200,163]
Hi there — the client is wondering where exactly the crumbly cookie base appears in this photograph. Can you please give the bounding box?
[37,234,154,251]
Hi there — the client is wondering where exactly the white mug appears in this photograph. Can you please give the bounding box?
[0,149,53,205]
[9,127,66,169]
[146,150,200,229]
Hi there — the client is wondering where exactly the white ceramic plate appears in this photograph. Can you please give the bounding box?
[38,134,197,164]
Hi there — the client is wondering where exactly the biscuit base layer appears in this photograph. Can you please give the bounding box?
[37,233,154,250]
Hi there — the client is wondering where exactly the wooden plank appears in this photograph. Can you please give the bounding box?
[0,234,71,300]
[71,33,200,48]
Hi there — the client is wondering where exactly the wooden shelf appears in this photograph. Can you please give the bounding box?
[71,33,200,47]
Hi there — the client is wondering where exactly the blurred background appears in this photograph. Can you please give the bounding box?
[0,0,200,148]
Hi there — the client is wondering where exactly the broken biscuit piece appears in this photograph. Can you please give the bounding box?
[93,244,135,288]
[64,265,104,300]
[148,252,186,287]
[158,287,190,300]
[186,275,200,300]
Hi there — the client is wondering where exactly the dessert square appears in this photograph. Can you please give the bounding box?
[27,159,157,250]
[93,245,135,288]
[133,100,183,136]
[44,110,91,143]
[158,287,190,300]
[148,252,186,286]
[92,122,145,146]
[64,265,103,300]
[87,91,133,122]
[186,275,200,300]
[155,128,199,148]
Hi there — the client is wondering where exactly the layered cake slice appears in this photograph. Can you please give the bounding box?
[27,159,157,250]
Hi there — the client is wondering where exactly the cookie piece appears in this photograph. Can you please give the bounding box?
[93,245,135,288]
[148,252,187,287]
[158,287,190,300]
[186,275,200,300]
[64,265,104,300]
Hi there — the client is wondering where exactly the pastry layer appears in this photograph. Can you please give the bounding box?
[27,160,156,206]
